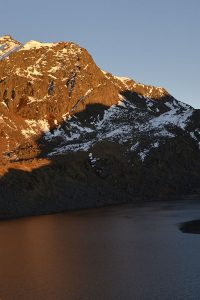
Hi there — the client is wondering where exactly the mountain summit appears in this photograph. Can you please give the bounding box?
[0,35,22,60]
[0,36,199,218]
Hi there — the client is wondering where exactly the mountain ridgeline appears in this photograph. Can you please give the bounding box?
[0,35,199,218]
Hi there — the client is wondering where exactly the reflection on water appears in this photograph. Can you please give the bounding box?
[0,201,200,300]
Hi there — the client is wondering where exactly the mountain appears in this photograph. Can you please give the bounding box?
[0,35,22,60]
[0,35,199,218]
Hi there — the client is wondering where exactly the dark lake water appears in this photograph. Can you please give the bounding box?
[0,200,200,300]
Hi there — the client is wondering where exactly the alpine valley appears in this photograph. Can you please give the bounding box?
[0,35,199,218]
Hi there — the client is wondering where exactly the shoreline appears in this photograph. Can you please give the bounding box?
[0,192,199,222]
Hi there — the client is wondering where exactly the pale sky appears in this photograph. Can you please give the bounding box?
[1,0,200,108]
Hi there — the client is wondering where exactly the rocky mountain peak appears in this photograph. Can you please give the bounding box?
[0,35,17,43]
[0,35,21,60]
[0,35,199,218]
[0,36,198,162]
[0,37,199,161]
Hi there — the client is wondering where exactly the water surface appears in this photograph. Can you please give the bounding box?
[0,200,200,300]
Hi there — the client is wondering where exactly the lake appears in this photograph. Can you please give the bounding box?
[0,200,200,299]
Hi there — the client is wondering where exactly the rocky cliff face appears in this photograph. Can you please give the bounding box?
[0,35,199,218]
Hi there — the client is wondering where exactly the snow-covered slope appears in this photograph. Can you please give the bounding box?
[43,94,199,161]
[20,40,56,51]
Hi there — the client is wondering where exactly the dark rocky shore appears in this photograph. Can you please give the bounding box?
[180,219,200,234]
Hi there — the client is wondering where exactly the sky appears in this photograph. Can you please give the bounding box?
[1,0,200,108]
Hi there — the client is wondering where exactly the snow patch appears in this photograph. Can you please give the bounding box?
[21,40,56,51]
[22,119,50,138]
[115,76,131,82]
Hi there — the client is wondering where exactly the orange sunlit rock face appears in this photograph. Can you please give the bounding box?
[0,36,168,164]
[0,159,50,176]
